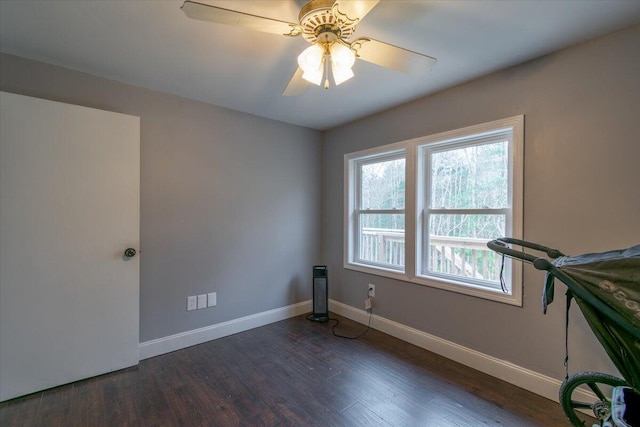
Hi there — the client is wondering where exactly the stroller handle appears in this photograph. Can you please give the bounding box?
[487,238,565,270]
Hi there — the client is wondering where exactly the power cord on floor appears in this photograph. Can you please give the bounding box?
[329,288,374,339]
[329,309,372,339]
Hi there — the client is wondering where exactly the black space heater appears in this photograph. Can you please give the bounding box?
[309,265,329,322]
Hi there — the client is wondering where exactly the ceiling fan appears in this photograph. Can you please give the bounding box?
[181,0,437,95]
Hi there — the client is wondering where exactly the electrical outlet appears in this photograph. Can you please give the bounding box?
[207,292,217,307]
[187,296,197,311]
[197,294,207,309]
[368,284,375,298]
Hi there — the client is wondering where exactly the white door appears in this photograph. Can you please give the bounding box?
[0,91,140,402]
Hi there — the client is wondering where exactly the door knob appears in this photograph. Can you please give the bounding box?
[123,248,137,258]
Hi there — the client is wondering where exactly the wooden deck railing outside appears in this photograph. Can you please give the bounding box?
[360,228,501,282]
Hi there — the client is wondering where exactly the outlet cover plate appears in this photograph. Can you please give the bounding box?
[207,292,217,307]
[187,296,197,311]
[197,294,207,309]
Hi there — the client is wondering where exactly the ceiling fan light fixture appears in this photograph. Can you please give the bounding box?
[302,66,324,86]
[298,44,324,72]
[182,0,437,96]
[329,42,355,85]
[329,42,355,69]
[331,62,354,85]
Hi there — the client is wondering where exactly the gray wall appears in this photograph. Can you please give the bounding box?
[322,24,640,380]
[0,53,322,342]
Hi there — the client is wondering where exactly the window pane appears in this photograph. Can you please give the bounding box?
[426,214,505,284]
[359,214,405,268]
[430,141,508,209]
[361,158,405,210]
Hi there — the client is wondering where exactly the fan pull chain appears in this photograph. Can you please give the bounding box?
[324,53,330,89]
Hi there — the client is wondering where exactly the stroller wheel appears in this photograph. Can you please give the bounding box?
[560,371,628,426]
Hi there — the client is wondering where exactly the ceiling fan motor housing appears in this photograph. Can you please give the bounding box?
[299,0,356,44]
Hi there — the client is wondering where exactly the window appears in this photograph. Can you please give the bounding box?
[345,116,523,304]
[345,147,406,272]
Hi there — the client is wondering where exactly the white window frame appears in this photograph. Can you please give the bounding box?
[415,116,524,304]
[344,115,524,305]
[344,142,410,279]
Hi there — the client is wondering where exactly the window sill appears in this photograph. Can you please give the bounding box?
[344,262,522,306]
[413,275,522,306]
[344,262,409,283]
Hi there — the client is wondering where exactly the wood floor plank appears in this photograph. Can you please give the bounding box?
[131,368,180,426]
[209,336,324,426]
[104,368,142,427]
[0,392,41,427]
[191,331,331,426]
[330,368,439,426]
[0,313,572,426]
[340,401,393,427]
[34,385,73,427]
[228,339,357,425]
[68,376,106,427]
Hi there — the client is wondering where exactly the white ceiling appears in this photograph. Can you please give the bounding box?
[1,0,640,130]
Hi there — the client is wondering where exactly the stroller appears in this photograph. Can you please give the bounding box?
[488,238,640,427]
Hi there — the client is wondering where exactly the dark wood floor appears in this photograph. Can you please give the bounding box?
[0,313,572,426]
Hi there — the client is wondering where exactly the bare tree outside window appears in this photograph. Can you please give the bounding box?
[425,140,510,288]
[358,156,405,269]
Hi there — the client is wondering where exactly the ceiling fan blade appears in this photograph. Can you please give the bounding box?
[282,67,309,96]
[350,38,437,76]
[181,1,302,37]
[332,0,380,26]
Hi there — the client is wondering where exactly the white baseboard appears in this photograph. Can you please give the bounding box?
[329,299,596,404]
[139,300,311,360]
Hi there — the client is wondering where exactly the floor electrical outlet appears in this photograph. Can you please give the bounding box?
[187,296,197,311]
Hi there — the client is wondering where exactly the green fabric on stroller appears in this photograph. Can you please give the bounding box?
[487,239,640,426]
[544,245,640,390]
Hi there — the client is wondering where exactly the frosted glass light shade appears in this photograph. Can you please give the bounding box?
[302,67,323,86]
[298,44,325,86]
[329,42,356,85]
[298,44,324,72]
[330,42,356,68]
[332,62,354,85]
